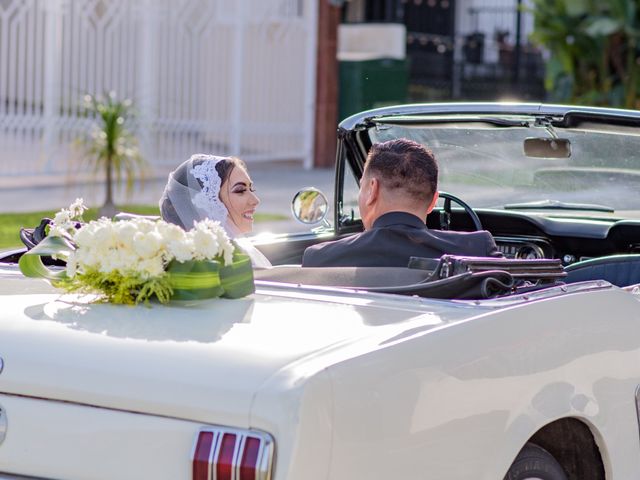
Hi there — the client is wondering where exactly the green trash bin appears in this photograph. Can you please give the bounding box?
[339,56,409,121]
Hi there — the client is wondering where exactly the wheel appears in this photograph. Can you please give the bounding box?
[437,191,483,231]
[504,442,567,480]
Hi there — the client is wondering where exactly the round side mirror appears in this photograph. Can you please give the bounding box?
[291,188,328,224]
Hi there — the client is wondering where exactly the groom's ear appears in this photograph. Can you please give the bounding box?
[364,176,380,206]
[426,190,439,213]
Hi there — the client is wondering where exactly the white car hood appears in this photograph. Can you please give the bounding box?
[0,268,487,427]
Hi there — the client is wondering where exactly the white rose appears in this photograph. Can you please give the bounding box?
[90,221,118,251]
[214,230,234,265]
[137,257,165,279]
[73,247,93,271]
[73,223,94,246]
[133,218,155,234]
[101,248,137,274]
[190,228,219,260]
[167,238,194,263]
[133,231,163,258]
[115,221,139,246]
[157,221,186,243]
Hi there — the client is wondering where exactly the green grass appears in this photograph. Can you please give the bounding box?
[0,205,287,250]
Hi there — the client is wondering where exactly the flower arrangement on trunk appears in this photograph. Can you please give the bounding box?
[19,199,254,304]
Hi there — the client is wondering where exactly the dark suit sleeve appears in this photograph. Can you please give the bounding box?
[303,242,338,267]
[302,237,359,267]
[302,244,321,267]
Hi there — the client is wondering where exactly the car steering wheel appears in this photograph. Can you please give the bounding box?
[437,191,483,231]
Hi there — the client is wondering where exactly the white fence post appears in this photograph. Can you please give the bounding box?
[303,0,319,170]
[230,0,246,158]
[41,0,64,173]
[136,0,159,172]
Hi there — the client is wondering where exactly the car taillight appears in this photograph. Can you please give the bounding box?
[192,427,275,480]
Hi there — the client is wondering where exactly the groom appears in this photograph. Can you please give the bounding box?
[302,138,501,267]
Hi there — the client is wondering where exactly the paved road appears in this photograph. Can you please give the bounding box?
[0,162,335,234]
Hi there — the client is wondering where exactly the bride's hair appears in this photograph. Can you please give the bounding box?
[159,155,247,230]
[212,156,247,188]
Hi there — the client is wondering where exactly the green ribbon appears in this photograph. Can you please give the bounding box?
[167,254,255,301]
[18,235,74,281]
[220,253,255,298]
[167,259,224,300]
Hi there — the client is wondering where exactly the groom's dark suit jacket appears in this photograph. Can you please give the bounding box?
[302,211,502,267]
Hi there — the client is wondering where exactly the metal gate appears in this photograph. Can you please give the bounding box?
[0,0,318,180]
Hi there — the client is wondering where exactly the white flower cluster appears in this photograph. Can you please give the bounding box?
[50,200,235,280]
[49,198,87,238]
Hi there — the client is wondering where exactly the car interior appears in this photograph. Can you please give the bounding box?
[254,110,640,296]
[6,107,640,301]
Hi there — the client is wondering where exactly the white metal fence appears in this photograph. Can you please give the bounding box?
[0,0,318,180]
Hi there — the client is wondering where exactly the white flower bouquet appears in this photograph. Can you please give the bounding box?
[19,199,254,304]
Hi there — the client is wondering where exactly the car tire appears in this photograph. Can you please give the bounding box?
[504,442,568,480]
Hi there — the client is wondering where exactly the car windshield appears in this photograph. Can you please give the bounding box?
[366,115,640,215]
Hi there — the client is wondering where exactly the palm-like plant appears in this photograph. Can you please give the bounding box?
[530,0,640,108]
[78,92,146,218]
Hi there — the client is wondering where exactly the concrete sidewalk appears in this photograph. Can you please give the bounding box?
[0,162,335,234]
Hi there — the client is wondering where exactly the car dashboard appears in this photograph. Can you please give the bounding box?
[461,209,640,265]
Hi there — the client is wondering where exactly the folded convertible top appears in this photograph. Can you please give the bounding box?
[255,255,567,300]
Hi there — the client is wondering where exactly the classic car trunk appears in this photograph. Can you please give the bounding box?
[0,268,490,480]
[0,272,467,428]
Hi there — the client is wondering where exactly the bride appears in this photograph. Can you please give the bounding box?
[159,153,272,268]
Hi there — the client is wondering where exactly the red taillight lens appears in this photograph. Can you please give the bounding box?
[216,433,237,480]
[192,431,214,480]
[192,428,274,480]
[240,436,261,480]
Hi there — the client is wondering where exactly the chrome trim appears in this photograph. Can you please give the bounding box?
[636,385,640,448]
[472,280,615,307]
[515,243,545,260]
[233,434,246,480]
[209,430,221,480]
[338,102,640,131]
[0,472,55,480]
[0,357,3,375]
[259,434,275,480]
[0,404,6,446]
[0,475,53,480]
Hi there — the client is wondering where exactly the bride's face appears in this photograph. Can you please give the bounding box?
[219,166,260,234]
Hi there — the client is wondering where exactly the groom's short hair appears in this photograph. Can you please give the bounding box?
[365,138,438,205]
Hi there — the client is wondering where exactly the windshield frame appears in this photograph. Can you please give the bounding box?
[335,103,640,233]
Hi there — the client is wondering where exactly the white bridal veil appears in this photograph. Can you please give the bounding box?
[159,154,271,268]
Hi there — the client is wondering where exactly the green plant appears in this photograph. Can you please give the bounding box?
[529,0,640,108]
[77,92,146,217]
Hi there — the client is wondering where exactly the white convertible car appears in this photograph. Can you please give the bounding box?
[2,103,640,480]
